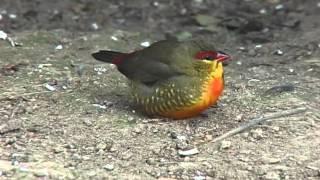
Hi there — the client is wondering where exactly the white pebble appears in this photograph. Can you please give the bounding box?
[44,84,56,91]
[91,23,99,30]
[55,44,63,50]
[103,164,114,171]
[110,36,118,41]
[259,9,267,14]
[140,41,150,47]
[0,30,8,40]
[275,4,284,10]
[255,44,262,49]
[194,175,206,180]
[93,104,107,109]
[178,148,199,156]
[9,14,17,19]
[275,49,284,55]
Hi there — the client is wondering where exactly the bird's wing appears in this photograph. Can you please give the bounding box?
[115,40,186,86]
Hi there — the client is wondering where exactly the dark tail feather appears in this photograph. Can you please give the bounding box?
[92,50,127,65]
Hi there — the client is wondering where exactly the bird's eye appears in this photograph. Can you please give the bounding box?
[195,50,217,61]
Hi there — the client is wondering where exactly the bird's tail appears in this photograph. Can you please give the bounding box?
[92,50,128,65]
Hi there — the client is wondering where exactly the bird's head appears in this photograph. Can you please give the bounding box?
[174,40,230,77]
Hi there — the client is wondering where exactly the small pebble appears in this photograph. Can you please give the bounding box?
[178,148,199,156]
[96,143,107,150]
[251,128,264,139]
[140,41,151,47]
[146,158,157,165]
[9,14,17,19]
[91,23,99,30]
[34,169,49,177]
[110,36,118,41]
[288,68,294,73]
[194,175,206,180]
[264,171,280,180]
[55,44,63,50]
[259,9,267,14]
[262,157,281,164]
[275,4,284,10]
[44,83,56,91]
[103,164,114,171]
[274,49,284,56]
[0,30,8,40]
[92,104,107,109]
[255,44,262,49]
[53,147,64,153]
[220,140,231,149]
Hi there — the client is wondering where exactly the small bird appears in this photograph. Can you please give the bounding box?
[92,39,230,119]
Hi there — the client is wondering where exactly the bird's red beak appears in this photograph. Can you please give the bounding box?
[216,51,230,62]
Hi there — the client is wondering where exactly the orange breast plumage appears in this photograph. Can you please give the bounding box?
[131,61,224,119]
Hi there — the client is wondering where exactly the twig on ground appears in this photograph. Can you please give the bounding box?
[211,107,307,143]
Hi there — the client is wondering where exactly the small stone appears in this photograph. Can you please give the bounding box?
[194,175,206,180]
[82,155,91,161]
[0,30,8,40]
[220,140,231,149]
[87,170,96,177]
[140,41,150,47]
[44,83,56,91]
[9,14,17,19]
[255,44,262,49]
[127,116,135,122]
[71,153,82,160]
[275,4,284,10]
[274,49,284,56]
[133,127,142,134]
[34,169,48,177]
[91,23,99,30]
[55,44,63,50]
[178,148,199,156]
[204,134,213,141]
[96,143,107,151]
[235,114,243,121]
[53,147,64,154]
[264,171,280,180]
[288,68,294,73]
[259,9,267,14]
[146,158,157,165]
[251,128,264,139]
[110,36,118,41]
[262,157,281,164]
[103,164,114,171]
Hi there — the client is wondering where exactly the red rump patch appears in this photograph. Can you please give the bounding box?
[112,54,128,65]
[112,52,135,65]
[194,50,218,60]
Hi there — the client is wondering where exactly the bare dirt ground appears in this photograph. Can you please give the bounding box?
[0,0,320,179]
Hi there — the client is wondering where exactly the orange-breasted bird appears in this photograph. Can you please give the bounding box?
[92,40,230,119]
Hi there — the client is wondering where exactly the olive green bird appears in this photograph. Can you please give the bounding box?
[92,39,230,119]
